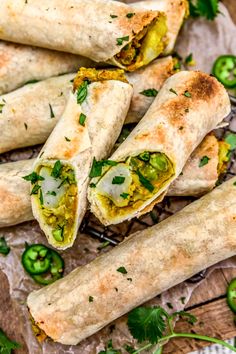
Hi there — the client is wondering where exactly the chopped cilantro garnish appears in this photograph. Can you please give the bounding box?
[89,183,96,188]
[49,103,55,118]
[30,184,41,195]
[22,172,44,184]
[199,155,210,167]
[120,192,129,199]
[51,160,62,178]
[47,191,56,196]
[116,36,129,46]
[39,189,44,205]
[169,88,178,95]
[110,14,118,18]
[89,296,94,302]
[89,158,118,178]
[185,53,193,64]
[183,90,191,98]
[126,13,135,18]
[140,88,158,97]
[112,176,125,185]
[136,170,154,192]
[0,237,10,256]
[225,133,236,150]
[65,136,71,141]
[189,0,219,20]
[77,80,89,104]
[24,122,28,130]
[0,103,5,113]
[79,113,86,126]
[117,266,128,274]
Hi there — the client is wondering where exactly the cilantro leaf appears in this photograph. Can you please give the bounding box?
[30,184,41,195]
[169,88,178,95]
[136,170,154,192]
[99,339,120,354]
[120,192,129,199]
[199,155,210,167]
[189,0,219,20]
[117,266,127,274]
[110,14,118,18]
[225,133,236,150]
[116,36,129,46]
[127,306,167,344]
[89,296,94,302]
[0,103,5,114]
[183,90,191,98]
[22,172,44,184]
[140,89,158,97]
[0,328,21,353]
[126,13,135,18]
[89,158,118,178]
[49,103,55,118]
[77,80,89,104]
[79,113,86,126]
[112,176,125,185]
[172,310,197,325]
[51,160,62,178]
[0,237,10,256]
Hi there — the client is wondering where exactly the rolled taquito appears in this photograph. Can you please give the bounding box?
[0,0,167,72]
[27,176,236,345]
[131,0,189,55]
[0,41,95,95]
[0,57,174,154]
[89,71,231,225]
[30,68,133,249]
[0,135,230,227]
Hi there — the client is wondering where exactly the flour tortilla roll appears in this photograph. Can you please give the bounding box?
[131,0,189,55]
[126,56,175,123]
[0,41,95,95]
[30,68,133,249]
[0,57,174,154]
[28,176,236,345]
[0,0,167,72]
[167,134,230,196]
[89,71,231,225]
[0,135,229,227]
[0,159,34,227]
[0,74,74,154]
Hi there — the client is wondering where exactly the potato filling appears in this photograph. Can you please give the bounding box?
[34,162,77,244]
[218,140,231,175]
[115,13,167,71]
[94,152,174,218]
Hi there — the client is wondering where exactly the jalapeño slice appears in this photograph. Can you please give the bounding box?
[212,55,236,89]
[22,244,52,275]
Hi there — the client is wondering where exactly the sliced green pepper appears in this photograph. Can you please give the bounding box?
[22,244,52,275]
[227,278,236,313]
[212,55,236,88]
[22,244,64,285]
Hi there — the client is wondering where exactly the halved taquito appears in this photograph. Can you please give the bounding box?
[89,71,231,225]
[27,176,236,345]
[0,0,168,72]
[0,57,174,154]
[0,41,95,95]
[30,68,133,249]
[131,0,189,55]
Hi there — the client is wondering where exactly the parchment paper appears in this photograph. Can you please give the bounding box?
[0,3,236,354]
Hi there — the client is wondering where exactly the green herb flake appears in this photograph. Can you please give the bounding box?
[77,80,89,104]
[30,184,41,195]
[98,241,110,250]
[116,36,129,46]
[140,88,158,97]
[126,13,135,18]
[233,181,236,186]
[89,183,96,188]
[117,266,128,274]
[169,88,178,95]
[0,237,10,256]
[120,192,129,199]
[225,133,236,150]
[39,189,44,205]
[124,344,135,353]
[136,170,154,192]
[0,103,5,113]
[112,176,125,185]
[185,53,193,64]
[183,90,191,98]
[65,136,71,142]
[89,296,94,303]
[185,108,189,113]
[22,172,44,184]
[166,302,173,309]
[127,277,132,282]
[180,296,186,304]
[89,159,118,178]
[51,160,62,178]
[189,0,219,20]
[199,155,210,167]
[47,191,56,196]
[98,339,120,354]
[49,103,55,118]
[110,14,118,18]
[79,113,87,126]
[24,122,28,130]
[0,328,21,353]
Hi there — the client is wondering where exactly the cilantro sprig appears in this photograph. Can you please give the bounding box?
[188,0,219,20]
[0,237,10,256]
[0,328,21,353]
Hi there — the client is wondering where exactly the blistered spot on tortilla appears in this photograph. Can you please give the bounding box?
[187,71,221,101]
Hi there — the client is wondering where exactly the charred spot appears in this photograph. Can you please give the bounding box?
[187,72,219,101]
